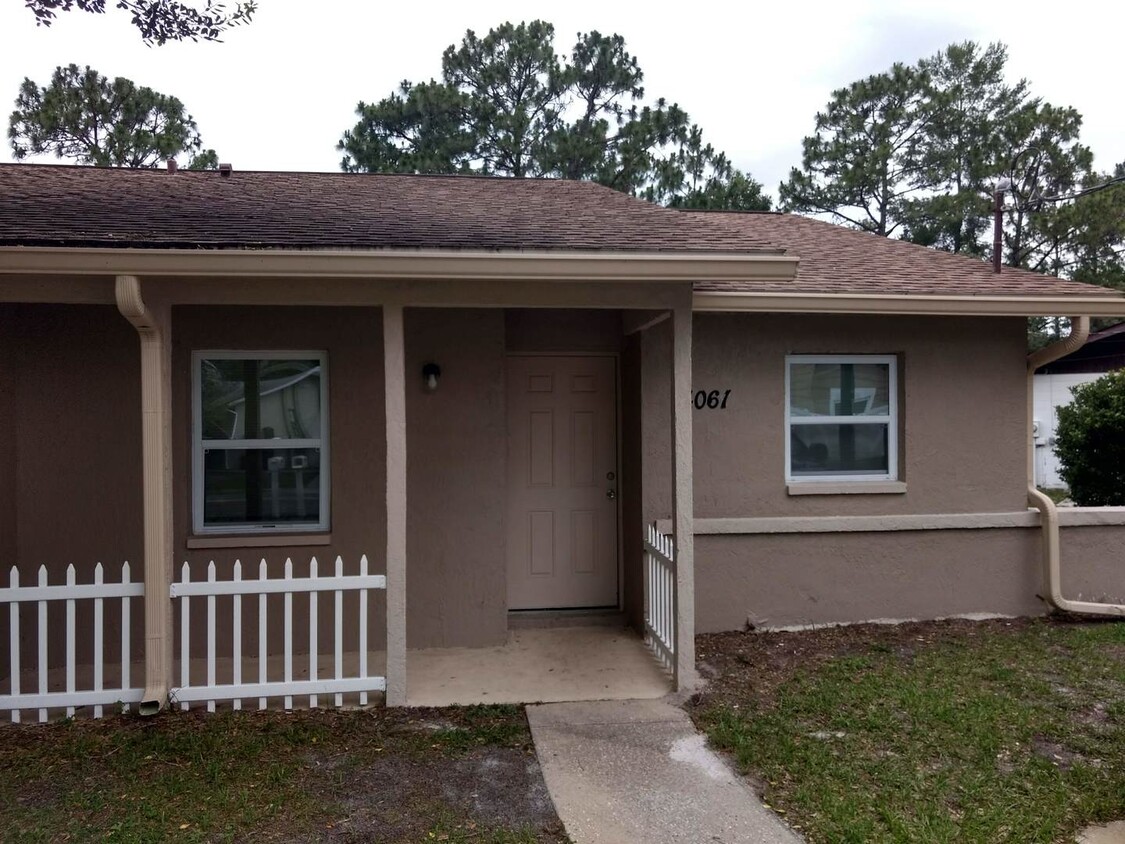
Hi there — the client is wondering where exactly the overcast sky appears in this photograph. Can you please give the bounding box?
[1,0,1122,200]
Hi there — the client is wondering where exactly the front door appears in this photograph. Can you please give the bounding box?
[506,355,618,610]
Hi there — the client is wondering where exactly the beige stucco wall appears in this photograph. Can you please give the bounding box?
[694,529,1040,630]
[689,313,1029,518]
[643,313,1029,527]
[0,308,16,574]
[505,309,623,354]
[637,312,1099,630]
[404,309,507,649]
[13,301,1114,673]
[1059,525,1125,605]
[694,524,1125,631]
[403,308,627,648]
[2,303,641,675]
[1,304,145,669]
[621,333,645,632]
[171,306,388,659]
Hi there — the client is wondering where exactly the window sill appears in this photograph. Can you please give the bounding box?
[787,481,907,496]
[185,533,332,550]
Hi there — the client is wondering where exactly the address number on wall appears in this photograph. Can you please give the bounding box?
[692,389,731,409]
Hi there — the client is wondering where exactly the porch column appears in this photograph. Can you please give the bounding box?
[670,298,695,690]
[383,303,408,706]
[115,275,174,714]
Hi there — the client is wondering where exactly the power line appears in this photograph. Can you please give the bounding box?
[1017,174,1125,211]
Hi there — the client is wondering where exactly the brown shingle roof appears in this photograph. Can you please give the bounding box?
[684,210,1120,298]
[0,164,780,254]
[2,165,1119,302]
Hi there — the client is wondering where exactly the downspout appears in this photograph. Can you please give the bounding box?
[1026,316,1125,616]
[115,275,176,712]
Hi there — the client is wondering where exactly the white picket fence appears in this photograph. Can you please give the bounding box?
[1,562,145,722]
[643,523,676,673]
[170,555,386,711]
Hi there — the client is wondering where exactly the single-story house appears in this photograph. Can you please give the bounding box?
[2,163,1124,720]
[1033,321,1125,488]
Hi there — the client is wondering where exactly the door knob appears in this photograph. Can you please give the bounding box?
[606,489,617,500]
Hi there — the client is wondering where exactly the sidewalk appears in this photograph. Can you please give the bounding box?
[527,698,801,844]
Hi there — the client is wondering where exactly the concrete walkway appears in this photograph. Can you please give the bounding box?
[527,699,801,844]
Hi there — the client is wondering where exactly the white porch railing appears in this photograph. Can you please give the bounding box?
[1,563,145,722]
[643,523,676,673]
[170,555,386,711]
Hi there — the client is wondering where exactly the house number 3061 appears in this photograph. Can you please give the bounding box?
[693,389,731,409]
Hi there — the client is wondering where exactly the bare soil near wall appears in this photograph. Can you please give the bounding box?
[690,617,1125,844]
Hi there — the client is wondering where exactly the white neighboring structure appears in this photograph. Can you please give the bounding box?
[1033,372,1102,488]
[1032,323,1125,489]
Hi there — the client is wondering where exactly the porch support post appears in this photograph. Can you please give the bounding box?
[115,275,174,714]
[383,303,408,706]
[670,295,695,690]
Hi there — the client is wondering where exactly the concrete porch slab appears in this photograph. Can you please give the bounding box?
[3,627,667,716]
[406,627,670,707]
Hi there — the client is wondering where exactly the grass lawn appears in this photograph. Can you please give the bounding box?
[0,704,569,843]
[690,617,1125,844]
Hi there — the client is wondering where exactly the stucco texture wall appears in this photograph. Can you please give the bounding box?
[1060,525,1125,605]
[639,312,1071,630]
[405,309,507,649]
[172,306,387,659]
[405,308,624,648]
[694,523,1125,632]
[688,313,1029,518]
[1,304,144,669]
[694,529,1040,631]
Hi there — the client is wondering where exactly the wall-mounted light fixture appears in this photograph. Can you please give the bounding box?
[422,362,441,392]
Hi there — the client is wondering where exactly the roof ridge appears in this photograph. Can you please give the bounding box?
[0,161,624,188]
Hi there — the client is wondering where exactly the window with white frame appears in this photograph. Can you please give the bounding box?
[786,355,897,482]
[193,352,329,533]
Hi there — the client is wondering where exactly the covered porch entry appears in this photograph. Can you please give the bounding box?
[393,300,695,706]
[0,263,697,717]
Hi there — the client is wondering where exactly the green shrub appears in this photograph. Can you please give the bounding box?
[1054,369,1125,505]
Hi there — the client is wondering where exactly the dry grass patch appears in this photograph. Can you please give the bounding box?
[691,617,1125,844]
[0,704,569,843]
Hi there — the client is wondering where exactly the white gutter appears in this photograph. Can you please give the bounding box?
[115,275,176,712]
[1026,316,1125,617]
[0,245,798,283]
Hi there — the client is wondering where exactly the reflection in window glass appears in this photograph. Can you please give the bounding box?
[200,359,321,440]
[194,354,328,533]
[203,447,322,526]
[788,363,891,417]
[787,356,897,481]
[790,424,889,476]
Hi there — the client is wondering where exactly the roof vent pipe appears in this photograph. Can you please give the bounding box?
[219,163,233,178]
[993,178,1012,274]
[166,158,177,173]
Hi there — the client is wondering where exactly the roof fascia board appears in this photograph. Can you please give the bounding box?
[0,246,798,283]
[694,291,1125,317]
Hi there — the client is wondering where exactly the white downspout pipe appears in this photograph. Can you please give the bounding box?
[115,275,176,712]
[1026,316,1125,617]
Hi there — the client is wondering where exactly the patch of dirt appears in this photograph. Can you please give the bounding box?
[275,708,567,843]
[1078,703,1112,728]
[995,747,1017,775]
[319,746,562,842]
[1032,736,1092,771]
[691,617,1043,711]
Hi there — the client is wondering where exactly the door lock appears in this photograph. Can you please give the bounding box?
[606,489,617,500]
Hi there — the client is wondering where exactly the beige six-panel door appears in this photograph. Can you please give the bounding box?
[506,355,619,610]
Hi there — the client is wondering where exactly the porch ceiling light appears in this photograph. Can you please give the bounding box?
[422,362,441,392]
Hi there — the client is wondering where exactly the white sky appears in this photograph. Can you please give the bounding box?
[1,0,1122,200]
